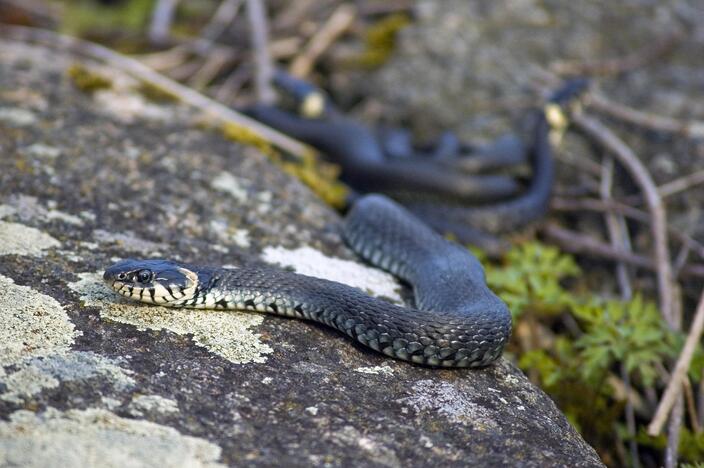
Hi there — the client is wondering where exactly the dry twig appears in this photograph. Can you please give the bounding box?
[648,289,704,435]
[195,0,244,55]
[659,169,704,199]
[187,48,237,90]
[601,156,639,465]
[0,25,309,158]
[586,93,704,139]
[572,112,678,329]
[246,0,275,104]
[148,0,180,45]
[541,224,704,280]
[601,157,633,298]
[683,378,701,433]
[289,4,357,78]
[665,397,684,468]
[551,197,704,260]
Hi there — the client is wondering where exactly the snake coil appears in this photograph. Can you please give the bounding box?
[105,194,512,367]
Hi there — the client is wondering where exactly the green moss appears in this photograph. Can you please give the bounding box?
[136,82,180,103]
[280,153,348,209]
[484,241,580,318]
[220,122,278,159]
[59,0,154,38]
[342,14,411,69]
[67,64,113,94]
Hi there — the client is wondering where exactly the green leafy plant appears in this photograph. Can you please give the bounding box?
[573,295,676,386]
[479,240,701,466]
[484,241,580,318]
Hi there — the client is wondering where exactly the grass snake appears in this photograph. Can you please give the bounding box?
[104,194,512,367]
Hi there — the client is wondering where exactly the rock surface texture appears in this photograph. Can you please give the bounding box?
[0,41,603,467]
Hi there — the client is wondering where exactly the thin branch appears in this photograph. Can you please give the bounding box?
[541,224,704,280]
[665,396,684,468]
[683,377,701,433]
[601,157,633,299]
[187,48,237,90]
[554,149,603,177]
[246,0,275,104]
[659,169,704,199]
[621,362,641,468]
[289,3,357,78]
[213,64,251,105]
[137,44,193,71]
[195,0,243,55]
[586,92,704,139]
[602,155,638,466]
[648,289,704,436]
[0,25,310,158]
[699,368,704,430]
[572,112,677,329]
[148,0,180,46]
[551,196,704,260]
[139,0,243,69]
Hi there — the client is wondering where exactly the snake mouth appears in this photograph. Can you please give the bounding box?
[103,259,199,305]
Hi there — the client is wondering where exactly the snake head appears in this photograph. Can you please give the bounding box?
[103,259,200,306]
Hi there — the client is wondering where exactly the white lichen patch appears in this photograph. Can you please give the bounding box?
[0,221,60,257]
[211,171,249,204]
[354,364,395,376]
[0,407,224,468]
[68,272,273,364]
[0,204,17,219]
[0,367,58,404]
[2,194,83,226]
[0,352,135,404]
[0,275,138,404]
[261,245,403,303]
[94,90,173,123]
[101,397,122,410]
[45,209,83,226]
[209,220,251,249]
[398,380,500,431]
[232,229,251,248]
[128,394,179,417]
[0,106,37,126]
[329,425,400,468]
[21,143,62,159]
[0,274,79,367]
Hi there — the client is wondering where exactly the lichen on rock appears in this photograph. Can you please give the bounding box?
[261,245,403,302]
[68,272,273,364]
[0,408,224,468]
[0,274,78,367]
[0,221,60,257]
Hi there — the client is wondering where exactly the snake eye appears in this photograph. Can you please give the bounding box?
[137,270,153,283]
[116,272,127,280]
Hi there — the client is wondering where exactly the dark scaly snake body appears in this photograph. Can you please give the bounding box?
[104,195,512,367]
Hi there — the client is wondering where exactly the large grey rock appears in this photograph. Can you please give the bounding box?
[0,40,602,467]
